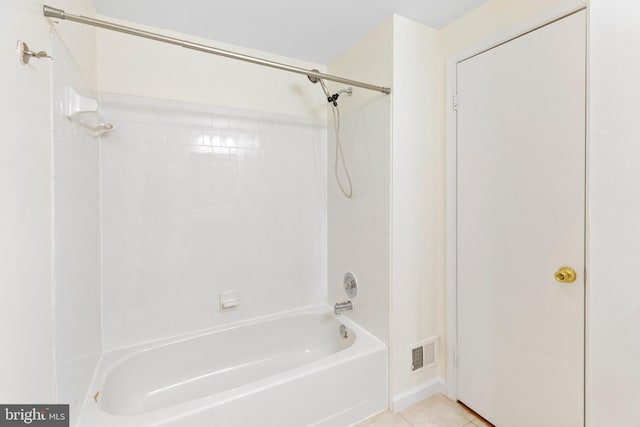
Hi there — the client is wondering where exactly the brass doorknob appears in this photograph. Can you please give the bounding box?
[555,267,576,283]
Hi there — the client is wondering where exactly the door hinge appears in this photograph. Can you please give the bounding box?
[452,95,459,111]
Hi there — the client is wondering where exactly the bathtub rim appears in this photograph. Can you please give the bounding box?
[78,304,387,426]
[99,304,378,368]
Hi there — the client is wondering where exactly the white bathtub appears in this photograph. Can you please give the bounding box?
[78,306,388,426]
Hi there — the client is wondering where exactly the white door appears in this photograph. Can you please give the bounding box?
[456,10,586,427]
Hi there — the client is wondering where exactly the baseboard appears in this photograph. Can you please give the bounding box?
[391,377,446,413]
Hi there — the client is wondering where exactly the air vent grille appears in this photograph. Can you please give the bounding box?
[411,346,424,371]
[409,336,439,373]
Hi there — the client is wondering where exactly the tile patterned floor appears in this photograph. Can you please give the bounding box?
[355,393,493,427]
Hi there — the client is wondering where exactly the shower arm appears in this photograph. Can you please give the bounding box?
[42,5,392,95]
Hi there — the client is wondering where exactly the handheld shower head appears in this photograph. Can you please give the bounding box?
[307,70,354,199]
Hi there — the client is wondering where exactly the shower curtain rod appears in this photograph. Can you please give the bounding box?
[43,5,392,95]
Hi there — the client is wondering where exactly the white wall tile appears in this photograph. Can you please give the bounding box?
[51,32,102,422]
[327,97,391,344]
[100,94,327,350]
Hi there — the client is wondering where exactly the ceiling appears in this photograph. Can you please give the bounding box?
[91,0,488,64]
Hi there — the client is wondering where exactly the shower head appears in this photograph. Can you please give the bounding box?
[307,69,353,107]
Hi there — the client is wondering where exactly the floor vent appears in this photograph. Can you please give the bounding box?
[410,337,438,373]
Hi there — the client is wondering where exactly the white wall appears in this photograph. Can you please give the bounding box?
[390,15,443,400]
[439,0,562,55]
[327,19,393,115]
[0,0,56,402]
[327,15,445,405]
[0,0,96,403]
[100,94,327,350]
[326,15,445,405]
[327,19,392,345]
[96,17,327,121]
[588,2,640,424]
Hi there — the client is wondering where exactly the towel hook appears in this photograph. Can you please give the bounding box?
[17,40,52,65]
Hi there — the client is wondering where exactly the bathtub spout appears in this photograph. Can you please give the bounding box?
[334,301,353,314]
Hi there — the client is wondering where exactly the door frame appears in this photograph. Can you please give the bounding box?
[444,0,588,403]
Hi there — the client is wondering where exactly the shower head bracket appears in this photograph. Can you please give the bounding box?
[307,72,321,84]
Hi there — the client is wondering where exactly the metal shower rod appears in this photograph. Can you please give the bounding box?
[43,5,392,95]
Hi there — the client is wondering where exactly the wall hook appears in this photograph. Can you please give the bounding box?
[17,40,52,65]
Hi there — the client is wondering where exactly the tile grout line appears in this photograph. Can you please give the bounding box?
[397,412,414,426]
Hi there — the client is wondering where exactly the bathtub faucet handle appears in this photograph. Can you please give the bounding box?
[334,300,353,315]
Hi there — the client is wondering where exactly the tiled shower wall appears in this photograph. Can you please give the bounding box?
[327,97,391,344]
[100,95,327,350]
[51,33,101,421]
